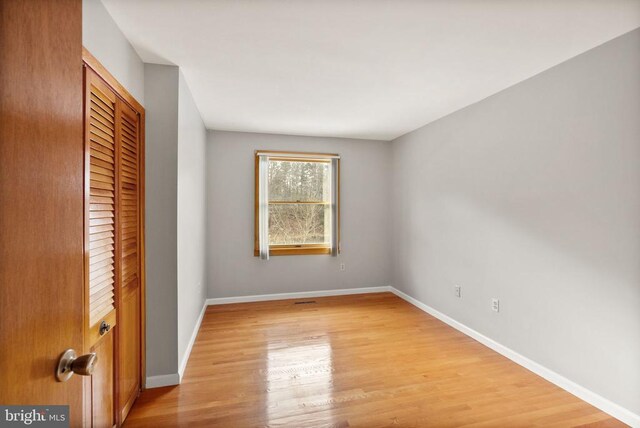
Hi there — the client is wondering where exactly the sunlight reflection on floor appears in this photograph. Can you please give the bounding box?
[265,339,334,424]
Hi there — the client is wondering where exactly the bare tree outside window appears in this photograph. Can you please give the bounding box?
[268,160,330,245]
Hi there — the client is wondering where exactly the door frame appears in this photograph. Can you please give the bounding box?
[82,47,147,422]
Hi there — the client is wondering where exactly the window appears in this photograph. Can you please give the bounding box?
[255,151,340,257]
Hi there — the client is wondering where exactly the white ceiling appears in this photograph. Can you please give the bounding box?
[103,0,640,141]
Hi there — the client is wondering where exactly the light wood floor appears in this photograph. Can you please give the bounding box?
[125,293,624,427]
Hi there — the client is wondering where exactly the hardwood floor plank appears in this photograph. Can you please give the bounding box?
[124,293,625,427]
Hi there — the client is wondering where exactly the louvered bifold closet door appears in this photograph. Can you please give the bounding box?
[117,100,142,420]
[85,68,117,428]
[87,72,117,330]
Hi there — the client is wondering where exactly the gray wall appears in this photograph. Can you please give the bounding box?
[144,65,208,379]
[390,29,640,415]
[206,131,392,298]
[144,64,180,378]
[82,0,144,104]
[177,72,208,367]
[144,65,207,379]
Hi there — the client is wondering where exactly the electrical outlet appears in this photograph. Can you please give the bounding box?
[454,285,461,298]
[491,298,500,312]
[340,263,346,272]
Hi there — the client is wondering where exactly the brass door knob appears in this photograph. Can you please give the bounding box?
[56,349,98,382]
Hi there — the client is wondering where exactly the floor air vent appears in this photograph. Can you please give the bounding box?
[294,300,317,305]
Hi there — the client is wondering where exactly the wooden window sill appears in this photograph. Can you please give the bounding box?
[254,246,332,256]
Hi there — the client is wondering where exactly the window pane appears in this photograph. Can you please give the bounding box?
[269,204,329,245]
[268,160,329,202]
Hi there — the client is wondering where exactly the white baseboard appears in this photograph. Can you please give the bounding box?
[389,286,640,428]
[145,373,180,389]
[206,286,392,305]
[178,300,207,381]
[146,299,208,389]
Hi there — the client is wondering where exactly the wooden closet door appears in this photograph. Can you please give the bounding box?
[117,100,142,421]
[85,67,118,428]
[84,48,145,427]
